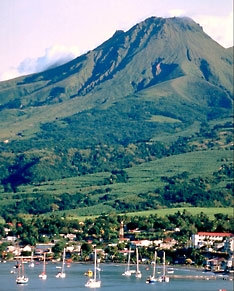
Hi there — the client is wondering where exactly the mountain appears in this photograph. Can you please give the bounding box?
[0,17,232,137]
[0,17,233,215]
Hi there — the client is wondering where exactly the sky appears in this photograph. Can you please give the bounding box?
[0,0,233,81]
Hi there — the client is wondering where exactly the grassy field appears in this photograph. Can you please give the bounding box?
[60,207,233,221]
[13,148,232,197]
[0,149,232,218]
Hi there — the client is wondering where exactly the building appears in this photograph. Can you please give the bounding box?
[160,237,177,249]
[131,240,152,247]
[192,232,234,249]
[224,236,234,253]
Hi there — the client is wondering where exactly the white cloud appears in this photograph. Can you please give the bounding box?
[18,45,80,75]
[168,9,186,17]
[194,12,233,48]
[0,45,80,81]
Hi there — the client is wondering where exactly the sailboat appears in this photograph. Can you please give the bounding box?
[56,248,66,278]
[158,251,170,283]
[29,250,35,268]
[146,251,157,284]
[39,253,47,280]
[85,249,101,288]
[135,247,142,278]
[122,247,132,276]
[16,259,29,284]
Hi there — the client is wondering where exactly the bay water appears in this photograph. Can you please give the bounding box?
[0,262,233,291]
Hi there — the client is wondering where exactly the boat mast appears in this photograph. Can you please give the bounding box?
[43,253,46,273]
[163,251,165,278]
[153,251,157,278]
[94,249,97,281]
[127,247,131,271]
[136,247,139,273]
[62,248,65,274]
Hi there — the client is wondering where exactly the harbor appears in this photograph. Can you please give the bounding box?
[0,261,233,291]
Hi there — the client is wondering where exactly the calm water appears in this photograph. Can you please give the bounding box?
[0,262,233,291]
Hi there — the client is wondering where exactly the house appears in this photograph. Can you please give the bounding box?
[60,233,76,241]
[22,245,32,252]
[192,232,234,248]
[35,243,55,255]
[205,257,227,272]
[131,240,152,247]
[160,237,177,249]
[5,236,17,242]
[6,245,20,256]
[66,244,81,253]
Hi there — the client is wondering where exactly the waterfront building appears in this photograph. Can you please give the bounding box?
[192,232,234,249]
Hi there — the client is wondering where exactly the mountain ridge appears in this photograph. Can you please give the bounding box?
[0,17,232,107]
[0,16,233,143]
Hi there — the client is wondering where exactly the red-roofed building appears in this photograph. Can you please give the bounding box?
[192,232,234,249]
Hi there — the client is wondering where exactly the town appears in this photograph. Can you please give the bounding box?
[0,210,233,275]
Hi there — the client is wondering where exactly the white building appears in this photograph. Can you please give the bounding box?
[131,240,152,247]
[192,232,233,248]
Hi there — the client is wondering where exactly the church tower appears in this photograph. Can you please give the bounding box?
[119,221,124,240]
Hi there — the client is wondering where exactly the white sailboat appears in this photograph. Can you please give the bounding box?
[158,251,169,283]
[146,251,157,284]
[16,259,29,284]
[122,247,132,276]
[56,248,66,278]
[135,247,142,278]
[39,253,47,280]
[29,250,35,268]
[85,249,101,288]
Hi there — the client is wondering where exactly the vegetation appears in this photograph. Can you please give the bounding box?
[0,17,233,218]
[0,121,232,217]
[1,210,233,243]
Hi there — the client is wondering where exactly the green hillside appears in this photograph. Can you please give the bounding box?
[0,16,233,218]
[0,148,232,217]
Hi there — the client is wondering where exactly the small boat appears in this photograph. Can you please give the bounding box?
[135,247,142,278]
[56,248,66,278]
[146,251,157,284]
[85,249,101,288]
[39,253,47,280]
[16,259,29,284]
[122,247,132,276]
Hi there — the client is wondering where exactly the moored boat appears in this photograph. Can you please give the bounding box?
[146,251,157,284]
[135,247,142,278]
[39,253,47,280]
[122,247,132,276]
[56,248,66,278]
[16,259,29,284]
[85,249,101,288]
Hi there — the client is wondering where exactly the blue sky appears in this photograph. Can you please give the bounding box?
[0,0,233,81]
